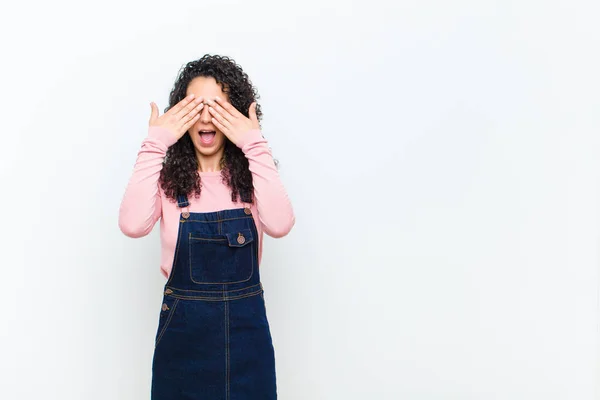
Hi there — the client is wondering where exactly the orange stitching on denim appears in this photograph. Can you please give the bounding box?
[168,290,262,301]
[225,302,230,400]
[189,237,227,242]
[189,232,255,247]
[188,233,194,284]
[188,231,255,285]
[155,298,179,348]
[181,216,253,223]
[165,283,261,293]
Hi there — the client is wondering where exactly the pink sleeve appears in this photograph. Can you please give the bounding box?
[237,129,296,238]
[118,126,178,238]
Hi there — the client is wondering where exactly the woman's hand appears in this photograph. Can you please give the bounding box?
[207,97,260,147]
[149,94,204,141]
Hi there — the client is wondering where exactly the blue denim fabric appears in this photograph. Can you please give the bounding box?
[151,195,277,399]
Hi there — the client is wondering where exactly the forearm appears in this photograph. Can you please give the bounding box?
[239,129,295,238]
[118,126,176,237]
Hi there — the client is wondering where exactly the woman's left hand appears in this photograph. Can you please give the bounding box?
[207,97,260,147]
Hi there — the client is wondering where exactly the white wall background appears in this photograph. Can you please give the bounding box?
[1,0,599,399]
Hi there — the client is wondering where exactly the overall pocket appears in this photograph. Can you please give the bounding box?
[155,295,179,348]
[188,228,255,284]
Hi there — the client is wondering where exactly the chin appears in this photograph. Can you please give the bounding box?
[196,147,223,157]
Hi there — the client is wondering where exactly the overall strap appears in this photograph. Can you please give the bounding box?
[177,194,190,219]
[177,194,190,208]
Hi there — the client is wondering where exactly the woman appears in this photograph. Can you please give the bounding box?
[118,54,295,399]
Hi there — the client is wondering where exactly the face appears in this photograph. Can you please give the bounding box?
[185,76,229,159]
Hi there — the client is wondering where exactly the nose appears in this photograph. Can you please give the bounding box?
[199,103,212,124]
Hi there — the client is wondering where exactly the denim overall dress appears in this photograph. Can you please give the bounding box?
[151,194,277,399]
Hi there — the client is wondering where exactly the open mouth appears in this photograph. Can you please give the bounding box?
[198,130,216,144]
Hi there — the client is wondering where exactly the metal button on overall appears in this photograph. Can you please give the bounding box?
[237,232,246,244]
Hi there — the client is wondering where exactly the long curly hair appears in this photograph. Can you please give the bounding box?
[159,54,265,204]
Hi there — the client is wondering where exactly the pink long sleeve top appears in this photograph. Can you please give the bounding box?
[118,126,295,278]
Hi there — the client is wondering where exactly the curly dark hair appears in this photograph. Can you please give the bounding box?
[159,54,268,204]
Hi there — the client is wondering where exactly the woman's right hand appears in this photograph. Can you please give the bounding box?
[149,94,204,141]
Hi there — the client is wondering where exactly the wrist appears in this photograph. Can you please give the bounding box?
[148,126,178,148]
[237,128,265,150]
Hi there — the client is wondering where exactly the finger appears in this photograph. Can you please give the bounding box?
[249,102,258,123]
[181,112,201,133]
[149,102,158,124]
[179,103,204,127]
[211,117,228,134]
[214,96,243,118]
[168,93,196,115]
[208,106,232,128]
[175,96,204,121]
[208,102,234,123]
